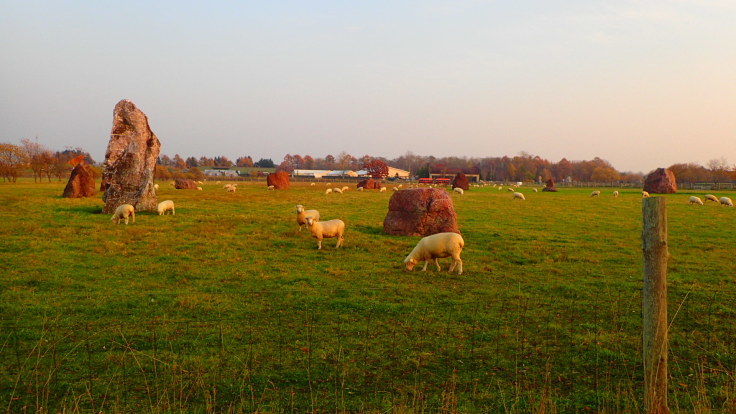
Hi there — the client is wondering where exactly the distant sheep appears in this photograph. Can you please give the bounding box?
[689,196,703,205]
[642,191,650,198]
[357,186,364,191]
[333,187,343,194]
[453,187,464,195]
[392,187,399,192]
[404,232,465,275]
[380,187,387,192]
[296,205,320,232]
[705,194,719,203]
[325,188,332,195]
[513,192,525,200]
[720,196,733,207]
[613,191,619,198]
[196,186,202,191]
[533,188,538,192]
[154,183,159,190]
[111,204,135,225]
[341,186,349,192]
[225,184,236,192]
[310,182,316,186]
[590,190,600,197]
[267,185,275,190]
[507,187,514,192]
[306,217,344,249]
[157,200,175,215]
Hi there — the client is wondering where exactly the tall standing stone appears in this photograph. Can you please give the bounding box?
[266,170,290,189]
[100,100,160,213]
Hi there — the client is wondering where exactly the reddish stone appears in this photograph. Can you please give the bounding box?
[452,172,469,191]
[383,188,460,236]
[62,162,97,198]
[100,99,160,213]
[175,178,197,189]
[643,168,677,194]
[542,178,557,192]
[267,170,290,189]
[357,178,382,189]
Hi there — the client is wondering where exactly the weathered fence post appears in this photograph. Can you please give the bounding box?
[642,197,669,413]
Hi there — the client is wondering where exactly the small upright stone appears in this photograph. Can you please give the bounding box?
[643,168,677,194]
[267,170,290,189]
[357,178,381,189]
[174,178,197,189]
[100,100,160,213]
[383,188,460,236]
[542,178,557,192]
[452,172,469,191]
[62,160,96,198]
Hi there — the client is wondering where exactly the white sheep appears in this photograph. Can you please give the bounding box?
[306,217,344,249]
[196,186,202,191]
[590,190,600,197]
[267,185,275,190]
[226,185,236,193]
[296,205,320,232]
[533,188,538,192]
[392,187,399,192]
[507,187,514,192]
[154,183,159,190]
[380,187,387,192]
[613,191,619,198]
[325,188,333,195]
[513,192,525,200]
[310,182,316,186]
[333,187,343,194]
[111,204,135,225]
[642,191,650,198]
[453,187,464,195]
[689,196,703,205]
[157,200,175,215]
[404,232,465,275]
[720,196,733,207]
[341,186,349,192]
[705,194,719,203]
[357,186,364,191]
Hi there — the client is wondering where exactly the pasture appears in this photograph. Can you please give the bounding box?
[1,180,735,412]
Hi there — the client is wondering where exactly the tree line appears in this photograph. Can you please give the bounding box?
[3,138,736,184]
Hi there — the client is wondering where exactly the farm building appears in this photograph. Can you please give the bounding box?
[429,166,481,182]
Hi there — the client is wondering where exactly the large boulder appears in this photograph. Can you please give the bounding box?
[644,168,677,194]
[62,162,96,198]
[266,170,290,189]
[357,178,381,189]
[100,99,160,213]
[452,172,469,191]
[383,188,460,236]
[542,178,557,192]
[175,178,197,189]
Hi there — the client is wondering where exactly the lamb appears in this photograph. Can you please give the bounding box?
[689,196,703,205]
[380,187,387,192]
[403,232,465,275]
[720,196,733,207]
[613,191,619,198]
[513,192,525,200]
[590,190,600,197]
[296,205,320,232]
[642,191,650,198]
[453,187,464,195]
[306,217,344,249]
[325,188,333,195]
[157,200,175,215]
[705,194,719,203]
[111,204,135,225]
[333,187,343,194]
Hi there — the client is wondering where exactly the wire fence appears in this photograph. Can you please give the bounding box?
[2,286,735,412]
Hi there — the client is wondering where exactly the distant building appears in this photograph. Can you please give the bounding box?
[204,169,239,177]
[387,167,410,179]
[429,166,481,182]
[324,170,359,177]
[292,169,332,178]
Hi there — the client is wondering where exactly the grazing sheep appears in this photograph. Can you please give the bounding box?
[111,204,135,225]
[296,205,320,231]
[398,184,403,188]
[513,192,525,200]
[154,183,159,190]
[453,187,464,195]
[310,182,316,186]
[507,187,514,192]
[267,185,275,190]
[590,190,600,197]
[306,217,344,249]
[720,196,733,207]
[157,200,175,215]
[380,187,387,192]
[341,186,349,192]
[392,187,399,192]
[333,187,343,194]
[225,184,236,192]
[689,196,704,205]
[642,191,650,198]
[357,186,364,191]
[325,188,333,195]
[613,191,619,198]
[325,182,332,187]
[404,232,465,275]
[705,194,719,203]
[196,186,202,191]
[533,188,538,192]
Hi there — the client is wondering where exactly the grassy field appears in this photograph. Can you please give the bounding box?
[1,180,735,412]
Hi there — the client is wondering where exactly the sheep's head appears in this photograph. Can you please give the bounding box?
[404,257,417,271]
[296,205,304,213]
[306,217,315,227]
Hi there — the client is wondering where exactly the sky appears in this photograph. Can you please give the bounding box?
[1,0,735,173]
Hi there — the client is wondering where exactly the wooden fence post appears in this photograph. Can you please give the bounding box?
[642,197,669,413]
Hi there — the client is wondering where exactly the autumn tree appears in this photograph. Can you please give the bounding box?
[254,158,274,168]
[324,154,335,169]
[185,156,199,168]
[363,158,388,179]
[236,156,254,168]
[213,156,233,168]
[303,155,315,169]
[21,138,54,182]
[0,142,29,182]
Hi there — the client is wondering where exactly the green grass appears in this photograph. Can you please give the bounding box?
[1,180,735,412]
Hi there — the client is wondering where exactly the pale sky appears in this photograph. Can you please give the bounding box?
[2,0,735,173]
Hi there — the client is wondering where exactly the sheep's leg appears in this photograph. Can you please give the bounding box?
[434,258,441,272]
[131,212,135,223]
[450,253,463,275]
[448,260,456,273]
[336,235,343,249]
[124,216,129,225]
[317,239,322,249]
[172,208,175,215]
[422,261,429,271]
